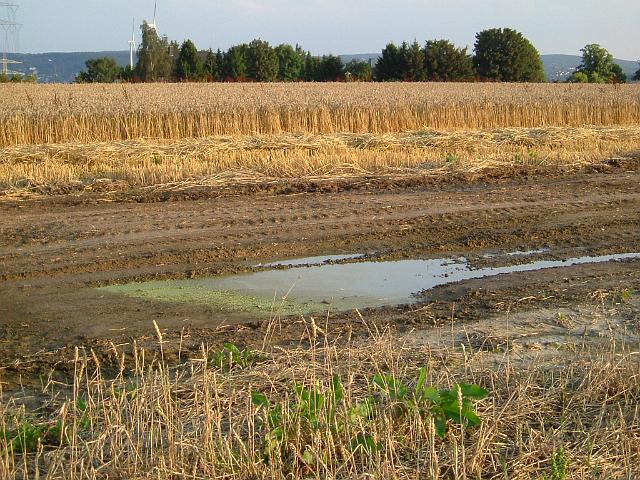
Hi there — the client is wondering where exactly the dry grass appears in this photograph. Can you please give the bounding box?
[1,320,639,480]
[1,83,640,146]
[2,126,639,194]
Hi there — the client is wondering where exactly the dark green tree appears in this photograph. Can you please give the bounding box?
[610,63,627,83]
[301,52,320,81]
[120,65,136,82]
[568,44,626,83]
[222,44,248,81]
[424,40,475,82]
[136,22,173,81]
[275,43,304,81]
[246,39,279,81]
[345,60,373,81]
[402,40,426,81]
[175,39,203,81]
[473,28,545,82]
[203,49,222,81]
[316,55,344,81]
[75,57,123,83]
[635,62,640,81]
[375,43,405,81]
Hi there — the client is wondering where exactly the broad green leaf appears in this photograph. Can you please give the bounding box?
[458,383,488,400]
[373,373,388,391]
[442,400,464,424]
[76,399,88,412]
[373,373,408,401]
[268,405,282,428]
[416,366,428,395]
[223,343,241,356]
[350,433,381,454]
[251,391,269,408]
[439,389,457,403]
[348,398,375,422]
[331,375,344,404]
[434,415,447,439]
[419,386,441,403]
[462,408,481,426]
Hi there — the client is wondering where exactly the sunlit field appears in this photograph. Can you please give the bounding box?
[1,82,639,196]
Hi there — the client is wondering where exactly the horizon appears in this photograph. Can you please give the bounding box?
[4,1,639,61]
[10,49,640,63]
[10,50,640,63]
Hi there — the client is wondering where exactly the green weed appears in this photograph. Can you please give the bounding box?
[252,369,488,468]
[374,367,488,438]
[210,343,264,373]
[543,447,569,480]
[619,288,635,302]
[2,419,55,453]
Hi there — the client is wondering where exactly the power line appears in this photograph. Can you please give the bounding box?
[0,1,21,75]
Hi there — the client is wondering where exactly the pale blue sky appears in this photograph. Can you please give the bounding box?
[8,0,640,59]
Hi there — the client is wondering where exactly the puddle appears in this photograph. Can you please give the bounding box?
[101,252,640,316]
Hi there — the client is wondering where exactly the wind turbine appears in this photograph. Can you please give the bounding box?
[127,18,136,69]
[147,0,157,32]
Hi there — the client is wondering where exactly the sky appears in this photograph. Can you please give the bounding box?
[6,0,640,60]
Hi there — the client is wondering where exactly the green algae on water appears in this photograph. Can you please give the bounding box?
[99,280,327,316]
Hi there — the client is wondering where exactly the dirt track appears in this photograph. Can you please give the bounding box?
[1,169,639,369]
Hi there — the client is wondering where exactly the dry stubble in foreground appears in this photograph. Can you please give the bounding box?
[1,317,639,480]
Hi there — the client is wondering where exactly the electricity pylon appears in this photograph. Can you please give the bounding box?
[0,2,21,75]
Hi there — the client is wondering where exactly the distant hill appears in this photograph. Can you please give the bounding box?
[5,51,638,83]
[5,51,134,83]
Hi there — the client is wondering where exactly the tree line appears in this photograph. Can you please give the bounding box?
[76,24,637,84]
[0,72,38,83]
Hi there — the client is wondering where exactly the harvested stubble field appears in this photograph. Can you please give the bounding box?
[1,82,640,479]
[2,125,640,195]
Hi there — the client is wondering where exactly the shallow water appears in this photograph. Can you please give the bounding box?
[102,252,640,315]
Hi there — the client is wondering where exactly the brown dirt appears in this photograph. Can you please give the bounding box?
[1,168,639,386]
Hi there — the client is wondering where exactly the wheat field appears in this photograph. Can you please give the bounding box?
[1,83,639,195]
[2,83,640,145]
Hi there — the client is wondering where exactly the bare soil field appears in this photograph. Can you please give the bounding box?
[1,165,639,368]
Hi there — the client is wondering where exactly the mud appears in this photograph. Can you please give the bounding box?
[1,168,639,390]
